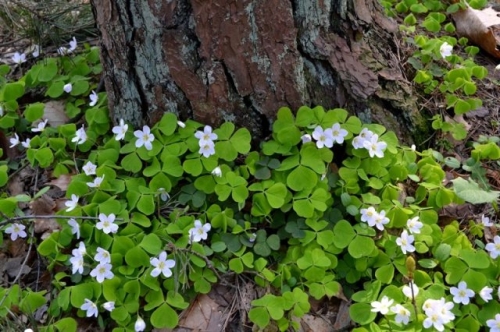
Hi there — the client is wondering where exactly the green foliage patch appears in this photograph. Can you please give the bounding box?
[1,12,500,332]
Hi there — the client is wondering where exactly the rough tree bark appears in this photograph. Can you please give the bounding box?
[90,0,428,143]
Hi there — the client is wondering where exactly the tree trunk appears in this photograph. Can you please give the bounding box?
[90,0,428,144]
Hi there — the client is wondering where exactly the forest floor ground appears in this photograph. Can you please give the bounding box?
[2,5,500,331]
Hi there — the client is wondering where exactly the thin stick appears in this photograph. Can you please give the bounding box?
[0,214,124,227]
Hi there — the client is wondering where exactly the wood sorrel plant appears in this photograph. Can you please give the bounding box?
[382,0,489,140]
[1,45,500,332]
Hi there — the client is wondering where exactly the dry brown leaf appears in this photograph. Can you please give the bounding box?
[7,174,25,196]
[43,101,69,128]
[4,256,31,278]
[452,5,500,59]
[333,300,352,331]
[30,194,55,215]
[299,314,333,332]
[466,106,489,118]
[177,294,228,331]
[47,174,73,191]
[29,195,61,234]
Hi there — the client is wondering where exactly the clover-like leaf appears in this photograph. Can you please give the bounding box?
[287,165,317,191]
[452,177,499,204]
[348,236,375,258]
[140,234,162,255]
[157,112,178,136]
[122,153,142,173]
[248,307,270,329]
[151,303,179,329]
[25,102,45,122]
[264,183,287,208]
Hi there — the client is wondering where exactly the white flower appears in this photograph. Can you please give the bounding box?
[158,188,170,202]
[422,298,454,331]
[480,286,493,302]
[411,144,416,151]
[70,253,84,274]
[68,218,80,239]
[86,175,105,188]
[134,125,155,150]
[135,317,146,332]
[212,166,222,177]
[112,119,128,141]
[188,220,212,243]
[94,247,111,264]
[364,134,387,158]
[312,126,334,149]
[0,105,3,116]
[396,230,415,254]
[496,64,500,72]
[24,329,34,332]
[450,281,474,305]
[331,123,348,144]
[359,128,374,141]
[69,36,77,52]
[195,125,218,144]
[374,210,390,231]
[371,296,393,315]
[32,119,48,133]
[96,213,119,234]
[63,83,73,93]
[249,233,257,243]
[482,214,493,227]
[74,241,87,256]
[199,140,216,158]
[352,136,366,149]
[440,42,453,58]
[82,161,97,176]
[360,207,378,226]
[486,235,500,259]
[402,282,419,299]
[301,134,312,143]
[487,313,500,332]
[150,251,176,278]
[12,52,26,64]
[5,223,27,241]
[89,90,98,107]
[32,44,40,58]
[423,311,445,331]
[90,262,114,283]
[407,216,423,234]
[72,125,87,145]
[391,304,410,325]
[21,138,31,149]
[9,133,20,148]
[81,299,98,318]
[103,301,115,312]
[65,194,79,211]
[57,47,69,56]
[177,121,186,128]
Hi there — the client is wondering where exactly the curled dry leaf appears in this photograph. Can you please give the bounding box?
[452,5,500,59]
